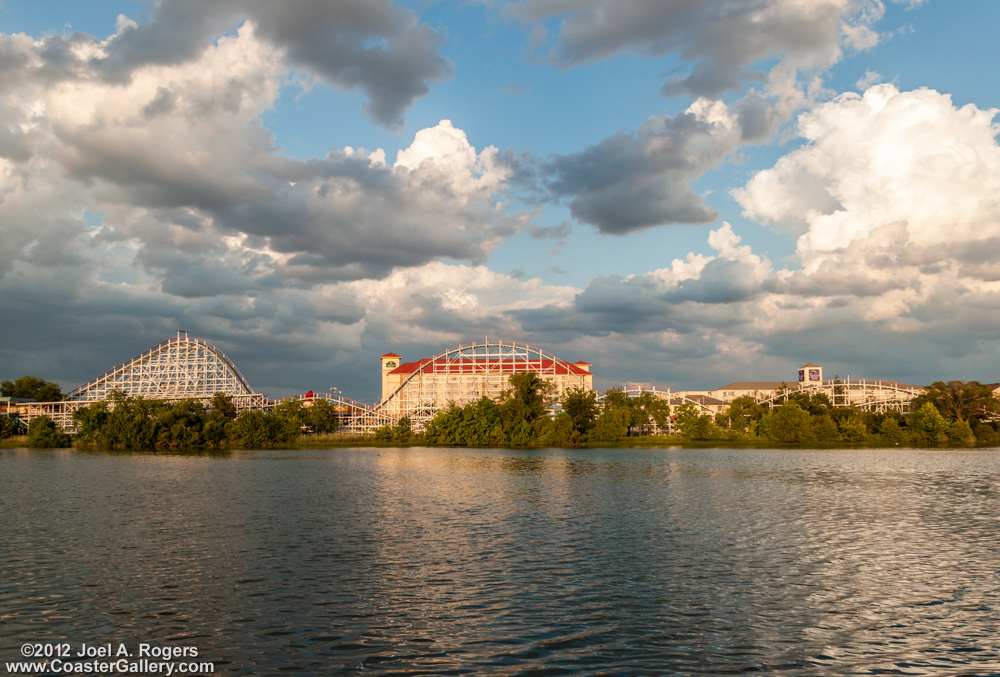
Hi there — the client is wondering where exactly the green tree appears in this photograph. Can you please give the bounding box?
[718,396,765,436]
[273,399,303,425]
[155,399,208,447]
[226,410,283,447]
[204,393,237,446]
[680,414,721,441]
[209,392,237,420]
[561,388,598,437]
[271,400,304,442]
[973,422,1000,446]
[638,392,672,431]
[760,402,815,443]
[908,402,949,445]
[786,391,833,416]
[814,416,839,442]
[878,416,909,446]
[1,376,63,402]
[500,372,553,424]
[393,415,413,443]
[590,407,630,442]
[421,404,465,445]
[27,415,71,448]
[505,418,534,446]
[601,388,658,434]
[301,399,339,434]
[73,400,111,445]
[837,415,869,443]
[91,391,163,448]
[456,397,504,446]
[373,415,414,443]
[946,419,976,446]
[0,415,19,439]
[673,402,701,433]
[535,412,579,446]
[912,381,1000,425]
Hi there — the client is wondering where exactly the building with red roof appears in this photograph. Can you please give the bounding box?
[378,339,593,426]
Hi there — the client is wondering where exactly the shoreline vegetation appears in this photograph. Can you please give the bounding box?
[3,374,1000,451]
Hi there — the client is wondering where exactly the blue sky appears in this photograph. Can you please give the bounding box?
[2,0,1000,401]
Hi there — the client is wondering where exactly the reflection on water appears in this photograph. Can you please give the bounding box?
[2,447,1000,675]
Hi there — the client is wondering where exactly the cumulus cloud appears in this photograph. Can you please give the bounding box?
[529,0,915,237]
[735,84,1000,264]
[504,86,1000,389]
[0,14,527,398]
[514,222,770,336]
[44,0,452,129]
[546,99,741,234]
[5,1,999,400]
[0,20,523,292]
[503,0,906,100]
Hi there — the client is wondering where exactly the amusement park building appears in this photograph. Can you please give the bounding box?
[705,363,926,413]
[377,339,593,428]
[14,333,936,435]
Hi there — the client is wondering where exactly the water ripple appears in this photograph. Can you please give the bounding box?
[2,447,1000,675]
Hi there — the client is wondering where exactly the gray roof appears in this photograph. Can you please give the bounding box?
[713,382,788,391]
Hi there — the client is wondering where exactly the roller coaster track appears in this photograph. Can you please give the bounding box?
[372,338,592,431]
[757,378,924,413]
[66,331,256,401]
[19,332,265,433]
[598,384,718,434]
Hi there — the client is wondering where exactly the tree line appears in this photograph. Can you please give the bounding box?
[380,377,1000,447]
[3,390,340,449]
[4,374,1000,448]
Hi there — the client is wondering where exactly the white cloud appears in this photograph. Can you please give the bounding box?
[508,86,1000,388]
[6,3,1000,399]
[0,18,528,298]
[855,69,883,91]
[736,84,1000,263]
[394,120,509,202]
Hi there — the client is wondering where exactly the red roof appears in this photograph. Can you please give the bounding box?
[380,352,402,359]
[389,358,591,376]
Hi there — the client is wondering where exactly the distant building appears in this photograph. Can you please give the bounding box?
[709,381,789,403]
[798,363,823,385]
[666,393,728,416]
[378,339,593,428]
[1,397,34,433]
[709,362,923,413]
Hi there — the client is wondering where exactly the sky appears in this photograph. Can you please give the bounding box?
[2,0,1000,402]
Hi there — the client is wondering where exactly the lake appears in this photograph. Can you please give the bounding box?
[2,446,999,675]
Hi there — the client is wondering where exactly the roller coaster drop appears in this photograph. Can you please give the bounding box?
[18,332,268,433]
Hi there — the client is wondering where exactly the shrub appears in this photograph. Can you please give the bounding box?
[27,415,71,448]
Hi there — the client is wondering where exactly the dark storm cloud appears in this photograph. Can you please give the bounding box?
[544,106,736,234]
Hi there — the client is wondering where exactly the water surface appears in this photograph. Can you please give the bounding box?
[2,447,999,675]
